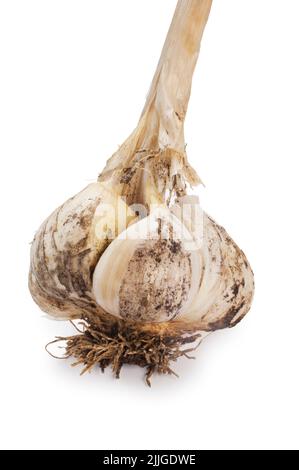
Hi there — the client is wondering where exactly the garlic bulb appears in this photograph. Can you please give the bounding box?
[29,0,254,384]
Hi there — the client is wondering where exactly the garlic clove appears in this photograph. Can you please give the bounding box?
[176,214,254,330]
[92,208,201,323]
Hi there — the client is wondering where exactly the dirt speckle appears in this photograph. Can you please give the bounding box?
[119,237,192,323]
[208,300,246,330]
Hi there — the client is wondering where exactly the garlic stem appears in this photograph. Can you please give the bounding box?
[99,0,213,205]
[141,0,213,152]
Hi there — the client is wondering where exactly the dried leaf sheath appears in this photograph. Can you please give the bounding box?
[99,0,213,205]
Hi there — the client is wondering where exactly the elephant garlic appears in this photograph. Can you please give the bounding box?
[29,0,254,385]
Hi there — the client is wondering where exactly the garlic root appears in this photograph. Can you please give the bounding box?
[48,315,203,387]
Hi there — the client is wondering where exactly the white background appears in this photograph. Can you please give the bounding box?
[0,0,298,450]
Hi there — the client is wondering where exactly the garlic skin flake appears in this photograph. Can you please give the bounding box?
[29,0,254,383]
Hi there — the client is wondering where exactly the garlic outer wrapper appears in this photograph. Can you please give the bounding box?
[29,181,135,319]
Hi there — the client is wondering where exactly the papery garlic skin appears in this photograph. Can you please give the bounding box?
[177,214,254,330]
[29,182,134,319]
